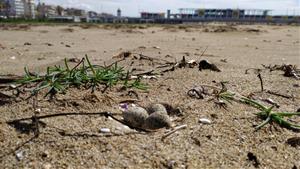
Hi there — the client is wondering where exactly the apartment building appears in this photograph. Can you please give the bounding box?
[6,0,35,18]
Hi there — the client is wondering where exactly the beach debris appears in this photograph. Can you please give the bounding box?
[24,42,31,46]
[247,152,260,168]
[199,118,212,124]
[199,60,221,72]
[245,28,261,33]
[147,103,168,115]
[187,60,198,68]
[262,64,300,79]
[283,65,299,79]
[187,86,207,99]
[113,51,132,59]
[166,160,177,169]
[220,59,227,63]
[257,73,264,91]
[161,124,187,140]
[262,98,280,108]
[286,137,300,147]
[142,111,172,130]
[65,44,71,48]
[45,43,53,46]
[152,46,160,49]
[174,56,198,69]
[67,58,81,63]
[100,128,111,133]
[122,105,149,128]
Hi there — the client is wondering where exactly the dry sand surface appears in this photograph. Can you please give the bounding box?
[0,23,299,168]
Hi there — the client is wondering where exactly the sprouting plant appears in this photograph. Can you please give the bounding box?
[16,55,148,97]
[218,90,300,130]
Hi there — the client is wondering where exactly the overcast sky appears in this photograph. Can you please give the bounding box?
[40,0,300,16]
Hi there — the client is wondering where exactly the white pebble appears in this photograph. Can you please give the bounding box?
[199,118,212,124]
[10,56,16,60]
[100,128,111,133]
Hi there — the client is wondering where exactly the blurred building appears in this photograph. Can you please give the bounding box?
[37,3,57,18]
[8,0,24,17]
[140,12,165,19]
[1,0,35,18]
[23,0,35,18]
[117,8,121,17]
[87,10,97,18]
[65,8,86,16]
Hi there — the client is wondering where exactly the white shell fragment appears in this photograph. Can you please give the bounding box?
[100,128,111,133]
[199,118,212,124]
[15,151,24,161]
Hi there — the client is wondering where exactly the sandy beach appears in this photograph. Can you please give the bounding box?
[0,23,299,168]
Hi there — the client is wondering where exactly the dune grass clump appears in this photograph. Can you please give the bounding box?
[17,55,147,97]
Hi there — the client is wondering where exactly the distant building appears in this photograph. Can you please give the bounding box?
[37,3,57,18]
[65,8,86,16]
[117,8,121,17]
[23,0,35,18]
[2,0,35,18]
[176,8,271,19]
[141,12,165,19]
[87,11,97,18]
[0,0,10,17]
[7,0,25,17]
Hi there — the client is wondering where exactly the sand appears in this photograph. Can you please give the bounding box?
[0,23,299,169]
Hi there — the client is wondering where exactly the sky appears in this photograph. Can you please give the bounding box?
[40,0,300,16]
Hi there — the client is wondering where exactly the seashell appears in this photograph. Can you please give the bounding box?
[147,104,167,115]
[142,111,172,130]
[199,118,212,124]
[100,128,111,133]
[123,106,148,128]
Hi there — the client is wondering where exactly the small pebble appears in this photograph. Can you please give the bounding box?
[100,128,111,133]
[199,118,212,124]
[10,56,16,60]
